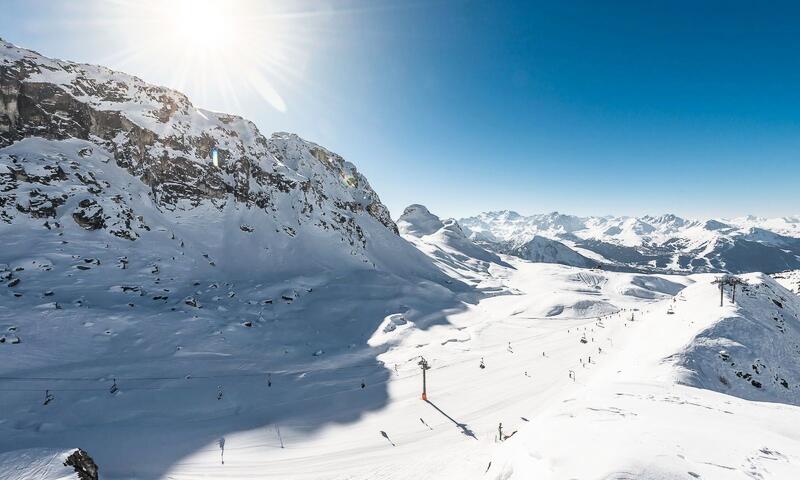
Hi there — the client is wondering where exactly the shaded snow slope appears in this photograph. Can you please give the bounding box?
[0,40,474,479]
[508,235,596,268]
[0,448,94,480]
[397,204,444,237]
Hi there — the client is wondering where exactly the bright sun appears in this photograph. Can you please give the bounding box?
[99,0,317,114]
[163,0,234,55]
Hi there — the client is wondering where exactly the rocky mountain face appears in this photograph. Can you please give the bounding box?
[459,211,800,274]
[0,39,398,262]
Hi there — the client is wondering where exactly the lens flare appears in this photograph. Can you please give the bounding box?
[88,0,326,114]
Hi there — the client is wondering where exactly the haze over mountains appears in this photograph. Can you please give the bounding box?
[459,210,800,274]
[2,38,800,480]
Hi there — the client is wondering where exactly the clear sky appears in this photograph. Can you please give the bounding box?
[4,0,800,219]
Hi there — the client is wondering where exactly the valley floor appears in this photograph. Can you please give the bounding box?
[4,259,800,479]
[154,261,800,480]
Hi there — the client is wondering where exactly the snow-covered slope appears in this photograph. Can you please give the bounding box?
[397,204,511,289]
[0,38,427,275]
[506,235,597,268]
[459,210,800,273]
[773,269,800,295]
[4,38,800,480]
[0,39,472,478]
[0,448,97,480]
[671,274,800,405]
[486,273,800,480]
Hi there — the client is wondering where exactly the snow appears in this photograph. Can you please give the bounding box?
[773,269,800,295]
[3,37,800,480]
[487,272,800,480]
[398,204,510,289]
[458,210,800,273]
[7,214,800,479]
[0,448,81,480]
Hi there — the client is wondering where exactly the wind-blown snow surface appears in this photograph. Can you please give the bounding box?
[459,211,800,273]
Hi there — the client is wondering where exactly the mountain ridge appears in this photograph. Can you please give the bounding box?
[459,210,800,273]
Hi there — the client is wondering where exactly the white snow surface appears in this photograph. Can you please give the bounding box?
[458,211,800,273]
[0,448,83,480]
[2,39,800,480]
[460,211,800,249]
[5,229,800,478]
[773,269,800,295]
[398,204,511,289]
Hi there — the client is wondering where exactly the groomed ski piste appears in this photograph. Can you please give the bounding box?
[3,232,800,479]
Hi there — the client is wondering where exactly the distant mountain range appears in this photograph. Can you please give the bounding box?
[458,211,800,274]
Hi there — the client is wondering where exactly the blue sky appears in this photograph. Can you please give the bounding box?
[4,0,800,219]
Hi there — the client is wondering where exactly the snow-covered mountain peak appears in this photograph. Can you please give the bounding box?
[1,39,406,268]
[397,204,511,285]
[459,210,800,273]
[397,204,444,237]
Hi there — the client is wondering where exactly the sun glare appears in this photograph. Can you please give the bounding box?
[165,0,233,55]
[95,0,323,114]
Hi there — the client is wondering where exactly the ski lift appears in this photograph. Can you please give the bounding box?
[217,385,224,400]
[267,373,272,387]
[110,378,118,395]
[43,389,54,405]
[479,357,486,369]
[360,379,366,389]
[580,334,588,344]
[667,306,675,315]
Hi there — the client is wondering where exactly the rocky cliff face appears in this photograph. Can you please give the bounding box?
[0,39,397,250]
[63,449,99,480]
